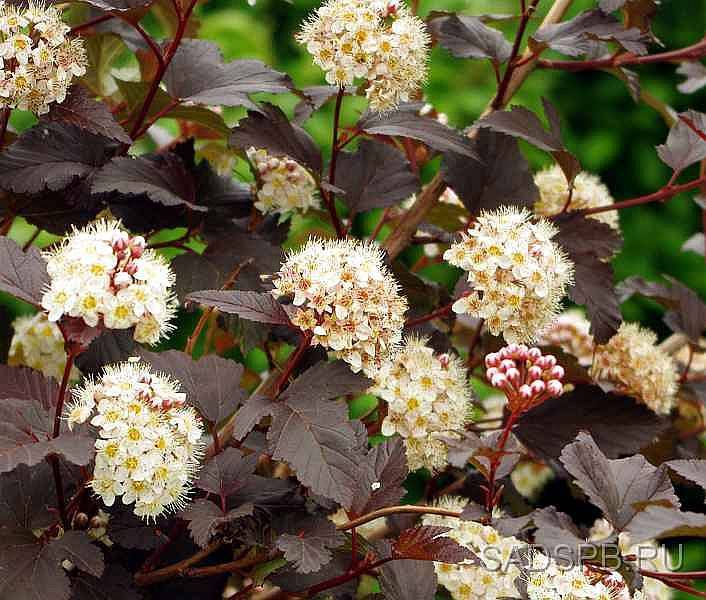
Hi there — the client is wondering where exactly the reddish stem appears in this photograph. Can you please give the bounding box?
[405,301,454,328]
[270,331,313,398]
[484,410,520,512]
[53,349,76,438]
[70,13,115,34]
[321,87,346,238]
[0,106,10,149]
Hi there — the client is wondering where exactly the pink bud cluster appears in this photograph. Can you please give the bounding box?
[110,231,146,290]
[485,344,564,412]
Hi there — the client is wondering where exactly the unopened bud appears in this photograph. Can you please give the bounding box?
[527,347,542,362]
[549,365,565,380]
[519,384,533,400]
[530,380,546,395]
[527,365,543,381]
[546,380,563,396]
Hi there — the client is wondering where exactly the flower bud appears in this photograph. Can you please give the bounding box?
[519,384,533,400]
[527,347,542,362]
[527,365,543,381]
[549,365,565,380]
[546,380,563,396]
[530,380,546,395]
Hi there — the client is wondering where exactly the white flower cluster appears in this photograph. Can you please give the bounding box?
[371,337,472,471]
[271,238,407,375]
[537,309,595,367]
[8,311,79,380]
[510,460,554,501]
[246,148,319,216]
[296,0,430,112]
[445,207,574,343]
[524,550,633,600]
[424,497,523,599]
[533,165,620,231]
[67,361,205,520]
[0,1,87,115]
[592,323,678,415]
[41,221,177,345]
[485,344,566,412]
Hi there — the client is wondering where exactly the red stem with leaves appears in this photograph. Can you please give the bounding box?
[320,87,346,238]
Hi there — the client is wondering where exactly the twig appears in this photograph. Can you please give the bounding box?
[337,505,463,531]
[321,87,346,238]
[183,551,269,579]
[269,331,313,398]
[405,301,454,328]
[0,106,10,149]
[135,540,224,586]
[70,13,115,34]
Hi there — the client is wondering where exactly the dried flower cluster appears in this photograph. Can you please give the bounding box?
[372,336,472,471]
[533,164,620,231]
[445,207,574,343]
[271,238,407,374]
[296,0,430,112]
[592,323,678,414]
[8,311,78,380]
[485,344,566,412]
[424,497,523,599]
[67,361,205,520]
[0,1,87,115]
[41,221,177,345]
[246,147,319,216]
[537,309,595,367]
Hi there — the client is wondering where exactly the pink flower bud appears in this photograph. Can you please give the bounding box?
[486,367,499,381]
[499,359,516,373]
[111,231,129,249]
[537,354,557,369]
[516,345,529,360]
[491,373,508,388]
[549,365,565,380]
[530,380,546,395]
[505,367,520,384]
[528,365,543,381]
[547,380,564,396]
[527,347,542,362]
[125,263,138,275]
[519,384,533,400]
[485,353,500,368]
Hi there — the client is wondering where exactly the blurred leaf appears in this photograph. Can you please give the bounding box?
[429,14,512,63]
[656,110,706,172]
[677,62,706,94]
[82,33,126,97]
[0,238,48,307]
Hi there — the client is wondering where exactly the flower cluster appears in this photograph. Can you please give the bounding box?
[296,0,430,112]
[485,344,565,412]
[510,460,554,501]
[41,221,177,345]
[533,164,620,231]
[372,336,472,471]
[424,497,523,599]
[271,238,407,375]
[445,207,574,343]
[0,1,87,115]
[246,148,319,216]
[537,309,595,367]
[8,312,78,380]
[592,323,678,414]
[524,550,633,600]
[66,361,205,520]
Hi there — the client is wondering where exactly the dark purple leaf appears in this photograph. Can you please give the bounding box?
[269,550,356,595]
[293,85,353,124]
[392,526,475,563]
[357,110,478,158]
[186,290,291,326]
[677,62,706,94]
[229,103,322,175]
[656,110,706,172]
[624,506,706,544]
[75,0,153,12]
[559,432,679,530]
[267,362,370,506]
[139,350,247,425]
[74,329,136,377]
[231,394,275,442]
[378,557,437,600]
[42,86,130,143]
[667,460,706,492]
[276,517,345,574]
[48,531,104,577]
[181,498,254,548]
[109,508,164,550]
[350,437,409,515]
[196,448,257,497]
[0,463,56,530]
[165,40,292,109]
[429,14,512,62]
[335,140,419,214]
[442,129,537,216]
[532,506,590,560]
[531,9,649,57]
[515,385,666,459]
[0,367,57,408]
[70,565,141,600]
[91,153,203,211]
[0,237,49,307]
[0,122,114,194]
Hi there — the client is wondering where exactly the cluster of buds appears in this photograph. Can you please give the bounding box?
[246,148,319,216]
[0,1,87,115]
[485,344,565,412]
[537,309,594,367]
[296,0,430,112]
[41,221,177,345]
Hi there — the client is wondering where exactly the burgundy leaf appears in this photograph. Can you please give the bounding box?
[42,86,131,143]
[624,506,706,544]
[335,139,419,214]
[378,556,437,600]
[559,432,679,530]
[357,109,478,158]
[657,110,706,172]
[108,508,165,550]
[276,517,345,574]
[78,0,153,11]
[140,350,247,425]
[0,238,50,307]
[293,85,353,124]
[74,329,136,377]
[195,448,257,497]
[231,394,275,442]
[0,463,56,530]
[0,122,115,194]
[70,565,141,600]
[532,506,591,560]
[392,525,475,563]
[229,103,322,175]
[181,498,254,548]
[442,129,537,216]
[515,385,666,459]
[667,460,706,492]
[429,14,512,62]
[677,61,706,94]
[186,290,291,326]
[280,360,372,406]
[165,40,293,109]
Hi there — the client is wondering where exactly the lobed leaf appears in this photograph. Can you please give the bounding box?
[276,517,345,574]
[429,14,512,62]
[656,110,706,172]
[186,290,291,326]
[0,239,49,308]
